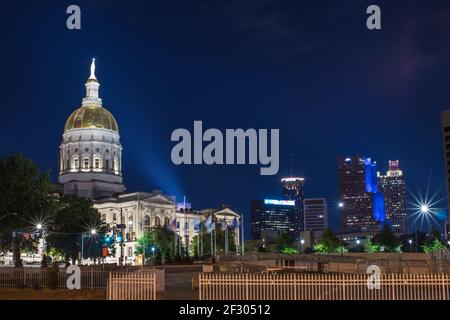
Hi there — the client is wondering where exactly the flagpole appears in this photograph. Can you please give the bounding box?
[241,215,245,256]
[225,221,228,255]
[200,221,203,256]
[214,223,217,258]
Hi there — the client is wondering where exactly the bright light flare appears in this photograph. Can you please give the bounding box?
[407,184,447,232]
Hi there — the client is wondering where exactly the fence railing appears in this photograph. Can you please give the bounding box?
[0,268,109,290]
[199,273,450,300]
[107,272,156,300]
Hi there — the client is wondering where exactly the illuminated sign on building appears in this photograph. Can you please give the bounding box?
[264,199,295,206]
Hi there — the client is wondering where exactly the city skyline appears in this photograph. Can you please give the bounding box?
[1,1,449,237]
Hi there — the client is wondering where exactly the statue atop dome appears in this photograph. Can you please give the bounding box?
[89,58,96,80]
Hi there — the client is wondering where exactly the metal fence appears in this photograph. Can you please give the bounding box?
[107,272,156,300]
[199,273,450,300]
[0,268,109,290]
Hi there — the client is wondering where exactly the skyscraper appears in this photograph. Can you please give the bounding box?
[441,111,450,232]
[303,198,328,232]
[250,199,297,240]
[378,160,407,232]
[281,177,305,232]
[338,156,379,232]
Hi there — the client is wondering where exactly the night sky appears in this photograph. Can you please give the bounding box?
[1,0,450,238]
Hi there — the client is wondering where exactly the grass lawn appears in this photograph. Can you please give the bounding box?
[0,288,106,300]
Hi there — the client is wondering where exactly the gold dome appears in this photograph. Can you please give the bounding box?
[64,105,119,132]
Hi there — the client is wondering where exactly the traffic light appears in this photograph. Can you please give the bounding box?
[102,246,109,257]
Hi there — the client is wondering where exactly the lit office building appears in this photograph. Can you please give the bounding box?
[338,156,381,232]
[378,160,407,232]
[441,110,450,234]
[281,177,305,232]
[251,199,297,241]
[303,198,328,232]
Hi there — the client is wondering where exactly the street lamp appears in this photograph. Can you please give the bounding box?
[338,202,344,208]
[36,223,43,230]
[420,205,429,214]
[356,239,361,253]
[408,239,413,252]
[151,246,156,260]
[81,229,97,265]
[300,239,305,254]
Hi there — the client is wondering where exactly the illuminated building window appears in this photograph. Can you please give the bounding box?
[154,216,161,227]
[94,157,101,170]
[83,157,89,169]
[73,158,79,169]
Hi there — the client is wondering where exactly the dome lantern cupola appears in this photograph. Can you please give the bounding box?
[64,59,119,132]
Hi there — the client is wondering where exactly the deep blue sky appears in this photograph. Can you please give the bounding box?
[1,0,450,237]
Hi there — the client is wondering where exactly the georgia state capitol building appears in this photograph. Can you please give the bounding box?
[57,60,242,264]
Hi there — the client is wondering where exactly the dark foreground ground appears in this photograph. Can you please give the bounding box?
[0,288,106,300]
[0,268,199,300]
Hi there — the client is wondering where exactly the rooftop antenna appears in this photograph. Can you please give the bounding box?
[289,153,293,177]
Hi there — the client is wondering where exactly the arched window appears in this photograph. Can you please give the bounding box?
[164,217,170,226]
[154,216,161,227]
[94,158,100,169]
[83,157,89,169]
[73,158,79,170]
[128,216,134,234]
[144,215,151,232]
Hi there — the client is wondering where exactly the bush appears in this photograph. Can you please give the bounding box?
[41,254,48,269]
[45,262,59,290]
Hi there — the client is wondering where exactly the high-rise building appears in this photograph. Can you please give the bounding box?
[250,199,297,240]
[338,156,379,232]
[303,198,328,232]
[378,160,407,232]
[281,177,305,232]
[441,111,450,232]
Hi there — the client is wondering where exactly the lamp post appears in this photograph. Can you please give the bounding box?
[300,239,305,255]
[81,229,97,265]
[338,202,344,257]
[151,246,156,260]
[356,239,361,253]
[408,239,413,252]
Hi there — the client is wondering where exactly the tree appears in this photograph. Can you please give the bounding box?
[313,229,347,253]
[372,226,401,252]
[276,231,294,252]
[244,240,264,252]
[422,229,445,253]
[135,227,175,264]
[0,155,55,256]
[45,262,59,290]
[364,236,380,253]
[45,195,106,264]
